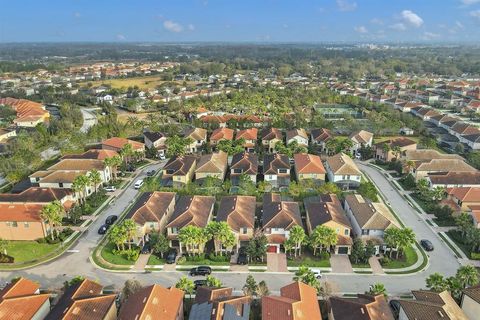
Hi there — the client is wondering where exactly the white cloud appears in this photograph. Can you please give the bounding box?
[456,21,465,29]
[336,0,357,12]
[471,10,480,20]
[163,20,184,33]
[461,0,480,5]
[421,32,440,40]
[354,26,368,33]
[116,34,126,40]
[390,23,407,31]
[187,24,195,31]
[401,10,424,28]
[370,18,384,25]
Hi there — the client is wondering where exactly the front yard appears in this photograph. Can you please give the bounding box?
[3,241,62,264]
[286,251,331,268]
[176,253,231,266]
[147,254,165,265]
[381,245,418,269]
[100,242,137,265]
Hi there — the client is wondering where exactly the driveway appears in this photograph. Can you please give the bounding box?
[267,253,288,272]
[330,254,353,273]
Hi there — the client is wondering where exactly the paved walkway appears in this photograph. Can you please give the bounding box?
[230,264,249,272]
[266,253,288,272]
[163,263,177,271]
[133,254,150,271]
[368,257,385,274]
[330,255,353,273]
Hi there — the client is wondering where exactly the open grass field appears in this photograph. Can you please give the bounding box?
[5,241,61,263]
[373,136,421,144]
[83,76,199,90]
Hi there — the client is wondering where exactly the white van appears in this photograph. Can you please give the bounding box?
[134,179,144,189]
[310,268,322,279]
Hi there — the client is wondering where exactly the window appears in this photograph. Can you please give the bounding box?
[166,169,175,175]
[344,229,349,236]
[233,169,243,174]
[362,229,369,235]
[278,169,288,174]
[24,222,29,228]
[242,227,248,234]
[346,175,350,180]
[171,227,178,234]
[342,175,346,180]
[59,183,64,188]
[11,222,18,227]
[150,223,155,229]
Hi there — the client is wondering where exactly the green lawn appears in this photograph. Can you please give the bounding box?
[382,246,418,269]
[147,254,165,265]
[287,254,331,268]
[100,242,136,265]
[5,241,61,264]
[176,257,230,266]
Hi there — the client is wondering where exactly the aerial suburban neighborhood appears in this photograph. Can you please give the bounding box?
[2,1,480,319]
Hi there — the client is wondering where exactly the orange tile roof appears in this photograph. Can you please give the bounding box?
[294,153,326,174]
[446,187,480,202]
[236,128,258,141]
[210,127,234,141]
[0,203,45,222]
[102,137,144,150]
[0,97,49,124]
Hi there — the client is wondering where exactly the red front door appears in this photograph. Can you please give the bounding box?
[267,245,277,253]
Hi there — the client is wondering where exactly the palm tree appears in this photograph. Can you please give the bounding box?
[456,265,479,288]
[175,276,195,300]
[40,201,64,241]
[391,145,401,160]
[426,273,448,292]
[293,266,320,291]
[206,275,222,288]
[0,238,9,256]
[72,174,91,206]
[397,228,416,259]
[89,169,102,194]
[120,143,134,166]
[456,212,473,237]
[368,283,387,296]
[381,143,390,161]
[206,221,235,255]
[108,224,127,251]
[289,225,306,257]
[122,219,137,250]
[404,160,416,174]
[257,280,270,297]
[384,228,400,258]
[178,225,200,255]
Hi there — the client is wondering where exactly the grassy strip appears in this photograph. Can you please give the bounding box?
[354,271,373,274]
[385,243,428,275]
[438,233,461,258]
[286,257,331,268]
[100,242,136,265]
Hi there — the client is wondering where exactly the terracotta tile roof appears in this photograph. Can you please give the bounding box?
[326,153,361,176]
[428,172,480,186]
[403,149,463,163]
[399,290,468,320]
[37,170,89,184]
[262,193,302,230]
[236,128,258,141]
[60,295,116,320]
[102,137,144,150]
[48,159,106,171]
[166,195,215,229]
[118,285,184,320]
[199,115,227,123]
[344,194,400,231]
[184,127,207,141]
[0,203,46,222]
[304,194,351,231]
[286,129,308,142]
[0,187,72,203]
[294,153,325,175]
[349,130,373,145]
[263,154,290,175]
[125,192,176,226]
[163,155,197,176]
[0,97,49,124]
[446,187,480,202]
[311,128,333,142]
[261,128,283,141]
[210,127,234,141]
[217,196,256,232]
[451,122,480,136]
[329,294,394,320]
[194,287,233,304]
[374,137,417,149]
[191,287,251,320]
[231,152,258,175]
[262,282,321,320]
[62,149,118,160]
[0,277,40,299]
[0,279,50,320]
[415,159,477,173]
[196,152,228,174]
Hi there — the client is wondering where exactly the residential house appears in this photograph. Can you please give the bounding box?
[343,194,400,254]
[189,287,251,320]
[210,127,234,146]
[324,153,362,189]
[118,284,184,320]
[286,129,309,147]
[399,290,468,320]
[161,155,197,187]
[468,206,480,228]
[0,128,16,143]
[328,294,394,320]
[101,137,145,153]
[62,149,119,160]
[143,131,167,157]
[0,97,50,127]
[461,133,480,150]
[230,152,258,186]
[427,172,480,188]
[184,127,207,153]
[0,203,53,240]
[262,282,322,320]
[293,153,326,185]
[445,187,480,212]
[263,154,291,189]
[0,277,51,320]
[349,130,374,154]
[374,137,417,162]
[166,195,215,253]
[262,193,302,253]
[195,151,228,182]
[304,194,352,254]
[413,159,477,181]
[261,128,283,153]
[216,196,256,250]
[46,279,117,320]
[124,192,176,244]
[311,128,333,152]
[461,284,480,320]
[236,128,258,153]
[0,187,76,209]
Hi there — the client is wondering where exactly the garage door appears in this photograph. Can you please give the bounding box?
[267,245,278,253]
[337,247,349,255]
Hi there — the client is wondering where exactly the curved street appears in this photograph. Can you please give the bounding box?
[0,163,461,296]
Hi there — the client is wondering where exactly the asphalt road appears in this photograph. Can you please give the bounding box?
[0,162,461,296]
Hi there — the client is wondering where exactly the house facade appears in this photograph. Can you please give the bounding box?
[324,153,361,189]
[161,155,197,187]
[184,128,207,153]
[195,151,228,182]
[293,153,326,184]
[263,154,291,189]
[230,152,258,186]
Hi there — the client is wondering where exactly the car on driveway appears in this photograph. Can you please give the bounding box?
[98,224,110,235]
[104,186,116,192]
[194,279,207,290]
[420,239,434,251]
[105,215,118,225]
[190,266,212,276]
[237,247,248,265]
[166,249,177,264]
[141,242,151,254]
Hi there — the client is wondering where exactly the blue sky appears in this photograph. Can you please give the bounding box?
[0,0,479,43]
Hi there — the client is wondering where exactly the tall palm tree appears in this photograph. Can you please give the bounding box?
[122,219,137,250]
[178,225,199,255]
[72,174,91,205]
[397,228,416,259]
[89,169,102,194]
[120,143,134,166]
[456,265,479,288]
[404,160,416,174]
[175,276,194,300]
[426,273,448,292]
[368,283,387,296]
[289,225,306,257]
[40,201,64,241]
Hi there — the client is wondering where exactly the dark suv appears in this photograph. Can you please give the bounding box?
[420,239,434,251]
[166,249,177,264]
[105,215,118,225]
[190,266,212,276]
[237,247,248,265]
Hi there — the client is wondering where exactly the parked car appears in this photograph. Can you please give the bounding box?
[310,268,322,279]
[105,215,118,225]
[166,249,177,264]
[420,239,434,251]
[134,179,144,189]
[98,224,110,235]
[237,247,248,265]
[194,279,207,290]
[389,299,401,317]
[146,169,155,177]
[104,186,116,192]
[190,266,212,276]
[159,154,166,160]
[141,242,151,254]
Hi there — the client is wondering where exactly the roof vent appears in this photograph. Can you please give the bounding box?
[438,311,444,318]
[360,308,365,314]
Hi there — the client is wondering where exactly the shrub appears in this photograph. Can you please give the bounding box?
[177,256,186,264]
[379,257,391,266]
[124,249,139,261]
[208,253,230,262]
[471,252,480,260]
[186,254,206,262]
[0,254,14,263]
[36,238,47,244]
